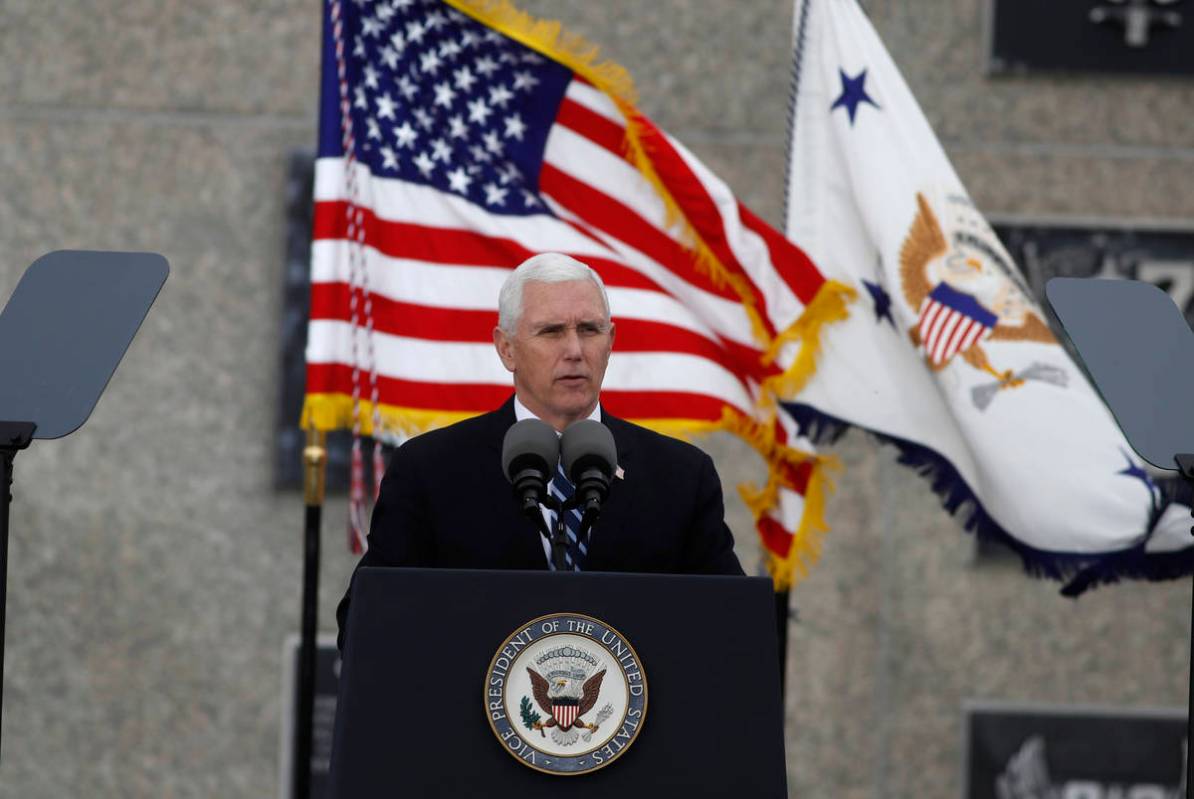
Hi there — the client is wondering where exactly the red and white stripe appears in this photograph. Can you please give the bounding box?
[755,402,813,563]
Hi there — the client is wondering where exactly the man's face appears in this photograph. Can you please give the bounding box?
[493,279,615,431]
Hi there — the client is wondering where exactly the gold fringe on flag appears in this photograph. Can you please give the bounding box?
[760,279,857,404]
[301,394,731,445]
[302,395,476,442]
[444,0,638,105]
[718,408,840,591]
[766,465,834,591]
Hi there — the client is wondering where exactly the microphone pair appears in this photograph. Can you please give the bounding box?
[501,418,618,519]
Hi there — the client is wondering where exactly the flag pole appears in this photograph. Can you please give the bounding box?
[774,0,815,703]
[1175,456,1194,799]
[776,589,790,695]
[293,426,326,799]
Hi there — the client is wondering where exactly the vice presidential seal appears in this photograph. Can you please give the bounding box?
[484,613,648,775]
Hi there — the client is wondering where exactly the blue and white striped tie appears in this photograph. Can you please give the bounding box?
[548,462,587,571]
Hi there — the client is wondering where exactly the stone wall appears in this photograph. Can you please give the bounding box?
[0,1,1190,796]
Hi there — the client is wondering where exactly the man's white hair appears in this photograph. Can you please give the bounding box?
[497,252,611,334]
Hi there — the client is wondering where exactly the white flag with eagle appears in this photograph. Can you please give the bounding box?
[783,0,1193,592]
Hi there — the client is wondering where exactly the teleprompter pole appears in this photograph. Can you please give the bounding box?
[1175,454,1194,799]
[0,421,35,762]
[293,427,326,799]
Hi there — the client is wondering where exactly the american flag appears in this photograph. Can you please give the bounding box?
[302,0,852,585]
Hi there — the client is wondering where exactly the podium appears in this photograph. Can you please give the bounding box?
[328,568,788,798]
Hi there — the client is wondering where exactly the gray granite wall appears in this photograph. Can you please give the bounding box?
[0,1,1190,796]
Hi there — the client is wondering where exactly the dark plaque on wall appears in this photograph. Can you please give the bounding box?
[964,702,1186,798]
[987,0,1194,76]
[991,216,1194,326]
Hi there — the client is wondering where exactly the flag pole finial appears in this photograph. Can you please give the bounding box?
[303,425,328,508]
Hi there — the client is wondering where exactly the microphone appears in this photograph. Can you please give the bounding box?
[501,419,560,514]
[560,420,617,517]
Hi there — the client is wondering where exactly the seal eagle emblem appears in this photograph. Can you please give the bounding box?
[526,645,607,745]
[484,613,647,775]
[899,190,1059,400]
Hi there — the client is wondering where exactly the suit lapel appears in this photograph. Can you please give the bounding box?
[482,396,516,454]
[584,411,637,569]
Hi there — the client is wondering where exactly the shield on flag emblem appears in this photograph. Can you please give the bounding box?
[917,282,998,367]
[552,698,580,729]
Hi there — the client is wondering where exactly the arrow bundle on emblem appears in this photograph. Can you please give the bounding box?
[971,362,1069,411]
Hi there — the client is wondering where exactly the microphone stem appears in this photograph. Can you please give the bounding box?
[551,512,569,571]
[522,492,569,571]
[578,507,599,541]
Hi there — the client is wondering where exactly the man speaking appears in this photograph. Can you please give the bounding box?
[336,252,744,644]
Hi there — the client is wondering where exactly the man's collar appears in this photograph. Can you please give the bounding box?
[496,394,631,462]
[512,395,602,431]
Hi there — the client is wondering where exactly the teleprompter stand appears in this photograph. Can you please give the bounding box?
[0,250,168,759]
[1047,277,1194,798]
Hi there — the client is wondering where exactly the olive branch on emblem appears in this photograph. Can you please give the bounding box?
[519,696,541,731]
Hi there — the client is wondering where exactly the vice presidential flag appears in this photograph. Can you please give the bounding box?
[783,0,1192,590]
[302,0,853,583]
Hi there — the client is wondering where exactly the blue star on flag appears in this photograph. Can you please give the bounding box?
[862,279,894,327]
[1117,449,1158,501]
[830,68,879,125]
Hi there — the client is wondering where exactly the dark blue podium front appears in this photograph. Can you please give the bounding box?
[329,567,787,798]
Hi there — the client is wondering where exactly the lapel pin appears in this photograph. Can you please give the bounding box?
[615,465,625,480]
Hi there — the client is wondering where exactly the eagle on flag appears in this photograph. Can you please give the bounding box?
[900,192,1055,387]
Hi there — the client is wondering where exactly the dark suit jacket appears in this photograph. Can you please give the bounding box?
[336,397,744,647]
